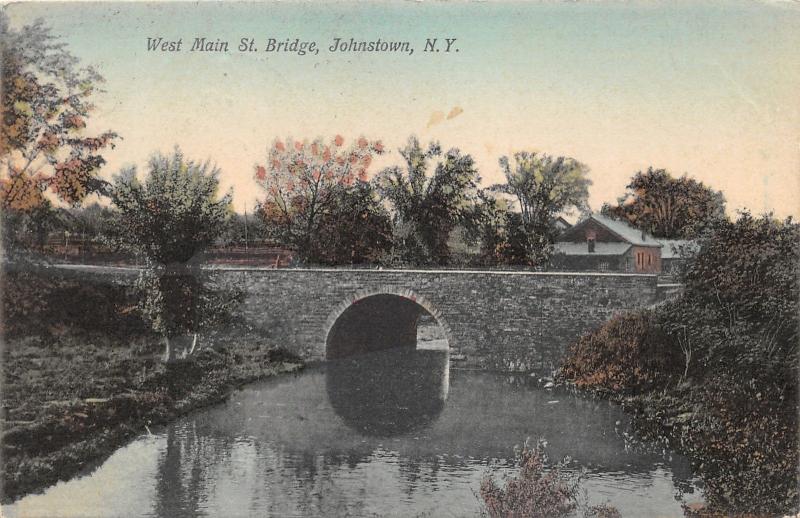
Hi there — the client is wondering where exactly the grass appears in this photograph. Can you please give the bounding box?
[1,265,303,503]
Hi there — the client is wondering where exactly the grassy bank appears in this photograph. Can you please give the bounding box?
[558,309,797,517]
[1,265,303,503]
[558,214,798,517]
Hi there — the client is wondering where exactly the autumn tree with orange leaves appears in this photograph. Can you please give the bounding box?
[254,135,386,263]
[0,13,119,248]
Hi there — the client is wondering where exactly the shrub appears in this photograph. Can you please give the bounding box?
[676,374,798,515]
[1,265,146,338]
[480,439,619,518]
[480,440,579,518]
[558,311,679,394]
[559,212,800,515]
[671,212,798,386]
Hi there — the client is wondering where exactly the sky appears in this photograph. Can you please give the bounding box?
[6,1,800,218]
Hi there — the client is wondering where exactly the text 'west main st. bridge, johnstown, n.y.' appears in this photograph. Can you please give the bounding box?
[146,36,460,56]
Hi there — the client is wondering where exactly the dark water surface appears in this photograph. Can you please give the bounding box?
[6,349,701,517]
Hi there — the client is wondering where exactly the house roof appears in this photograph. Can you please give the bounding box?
[559,213,660,247]
[554,216,572,228]
[659,239,699,259]
[589,214,659,246]
[554,242,632,256]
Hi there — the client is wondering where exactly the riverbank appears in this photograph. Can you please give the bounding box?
[558,215,799,517]
[1,265,304,503]
[557,311,798,517]
[1,329,303,503]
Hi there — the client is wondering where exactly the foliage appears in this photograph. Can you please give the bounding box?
[462,191,530,266]
[1,264,145,338]
[254,135,385,263]
[133,269,241,340]
[309,181,392,265]
[491,152,590,266]
[374,136,480,265]
[2,274,301,503]
[217,210,266,249]
[0,199,60,252]
[108,148,232,265]
[65,202,117,238]
[659,212,798,385]
[601,167,725,239]
[480,439,619,518]
[677,376,798,515]
[558,311,679,394]
[0,13,119,211]
[559,211,799,515]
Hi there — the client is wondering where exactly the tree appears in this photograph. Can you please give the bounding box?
[666,211,798,377]
[491,152,591,266]
[217,210,267,249]
[1,197,59,251]
[109,149,237,362]
[374,136,480,265]
[310,182,392,265]
[601,167,726,238]
[0,13,119,229]
[462,190,507,265]
[560,212,799,514]
[66,202,116,239]
[134,268,241,362]
[108,149,232,265]
[254,135,385,263]
[463,191,530,266]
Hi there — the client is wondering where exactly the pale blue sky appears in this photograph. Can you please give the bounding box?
[6,1,800,216]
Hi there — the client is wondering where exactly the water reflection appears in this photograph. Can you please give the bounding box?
[326,348,449,437]
[5,348,702,518]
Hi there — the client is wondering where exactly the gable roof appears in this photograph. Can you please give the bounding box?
[659,239,700,259]
[554,242,632,256]
[554,216,572,228]
[559,213,660,247]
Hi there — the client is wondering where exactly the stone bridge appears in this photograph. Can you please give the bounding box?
[212,267,658,371]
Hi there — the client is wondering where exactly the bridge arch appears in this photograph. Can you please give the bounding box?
[322,287,454,359]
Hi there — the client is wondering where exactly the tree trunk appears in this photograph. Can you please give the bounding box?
[163,334,200,363]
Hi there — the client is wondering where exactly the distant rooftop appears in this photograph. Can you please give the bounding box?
[587,213,658,246]
[659,239,700,259]
[554,242,632,256]
[559,213,659,247]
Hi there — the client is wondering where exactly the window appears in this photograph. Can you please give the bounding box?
[587,238,595,253]
[598,261,609,271]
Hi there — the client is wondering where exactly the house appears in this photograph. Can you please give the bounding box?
[552,213,662,273]
[553,216,573,235]
[659,239,699,275]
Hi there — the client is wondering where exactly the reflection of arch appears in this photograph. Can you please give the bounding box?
[326,348,450,437]
[322,287,454,359]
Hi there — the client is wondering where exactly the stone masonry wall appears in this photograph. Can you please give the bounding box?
[211,268,658,372]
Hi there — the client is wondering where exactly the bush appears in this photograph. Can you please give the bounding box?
[672,212,798,386]
[559,212,800,515]
[558,311,679,394]
[480,439,619,518]
[1,265,146,338]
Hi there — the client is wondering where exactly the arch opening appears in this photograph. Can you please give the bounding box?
[325,293,449,360]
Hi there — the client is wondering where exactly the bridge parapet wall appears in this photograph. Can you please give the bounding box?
[213,268,657,371]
